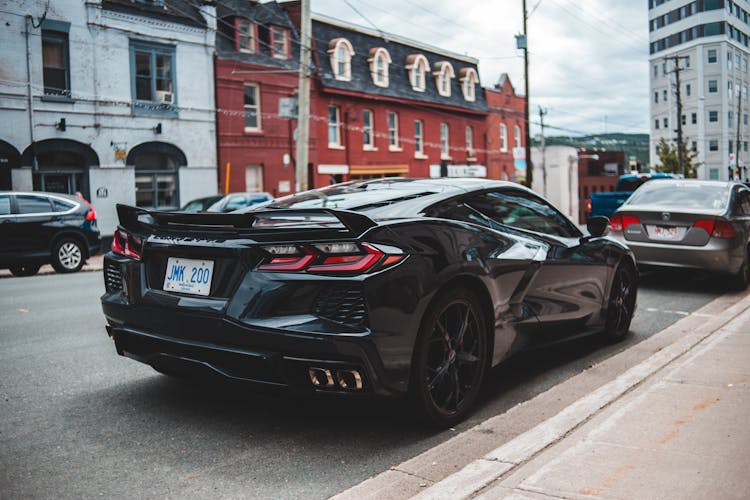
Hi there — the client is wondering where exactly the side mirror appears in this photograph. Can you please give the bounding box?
[587,216,610,238]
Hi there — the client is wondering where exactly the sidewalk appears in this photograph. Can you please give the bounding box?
[0,254,104,278]
[335,290,750,500]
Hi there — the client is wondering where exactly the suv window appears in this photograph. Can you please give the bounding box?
[16,195,53,214]
[51,198,76,212]
[0,195,10,215]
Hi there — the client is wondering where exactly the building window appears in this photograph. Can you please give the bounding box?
[270,26,289,59]
[709,139,719,151]
[328,38,354,81]
[692,141,697,152]
[686,83,691,96]
[363,109,375,149]
[466,126,474,158]
[459,68,479,102]
[663,89,667,101]
[682,114,686,126]
[244,83,260,131]
[440,123,450,159]
[709,168,719,180]
[653,64,658,78]
[707,49,717,63]
[236,18,257,53]
[728,50,733,70]
[328,105,342,147]
[407,54,429,92]
[729,80,734,100]
[729,140,734,154]
[663,117,668,128]
[414,120,424,157]
[514,125,522,147]
[655,119,659,129]
[433,61,455,97]
[500,123,508,152]
[729,111,733,127]
[654,91,659,103]
[129,142,185,210]
[387,111,400,150]
[709,110,718,122]
[368,47,391,87]
[130,42,176,115]
[42,30,70,97]
[691,112,697,124]
[708,79,718,93]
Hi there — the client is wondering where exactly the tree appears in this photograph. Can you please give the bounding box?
[655,137,700,178]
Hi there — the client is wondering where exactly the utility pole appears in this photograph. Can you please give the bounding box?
[665,55,688,176]
[521,0,533,188]
[295,0,311,193]
[539,106,547,197]
[736,86,742,180]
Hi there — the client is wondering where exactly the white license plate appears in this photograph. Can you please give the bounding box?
[651,225,678,239]
[163,257,214,296]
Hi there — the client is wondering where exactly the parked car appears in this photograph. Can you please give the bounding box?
[586,173,675,220]
[0,191,101,276]
[100,178,636,426]
[608,180,750,289]
[205,192,273,213]
[179,195,224,212]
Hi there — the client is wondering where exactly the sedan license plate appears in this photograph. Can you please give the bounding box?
[651,225,678,240]
[163,257,214,296]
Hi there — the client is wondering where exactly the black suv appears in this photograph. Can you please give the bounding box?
[0,191,101,276]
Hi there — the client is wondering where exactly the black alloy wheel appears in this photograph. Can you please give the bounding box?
[51,237,85,273]
[411,288,488,427]
[9,263,41,277]
[604,263,637,342]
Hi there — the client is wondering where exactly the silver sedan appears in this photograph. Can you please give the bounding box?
[608,180,750,289]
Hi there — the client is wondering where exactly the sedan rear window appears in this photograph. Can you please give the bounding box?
[0,195,10,215]
[627,183,729,210]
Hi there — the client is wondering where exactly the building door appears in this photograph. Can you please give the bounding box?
[246,165,263,192]
[33,151,87,198]
[127,142,186,210]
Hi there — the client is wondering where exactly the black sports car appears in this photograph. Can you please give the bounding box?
[100,178,636,426]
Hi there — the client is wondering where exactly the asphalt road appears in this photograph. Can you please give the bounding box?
[0,270,732,498]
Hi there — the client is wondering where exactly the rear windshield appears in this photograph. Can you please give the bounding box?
[617,178,648,192]
[260,183,434,212]
[626,183,729,210]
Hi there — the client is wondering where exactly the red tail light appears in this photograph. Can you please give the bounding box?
[111,229,143,260]
[85,209,97,221]
[586,199,592,214]
[693,219,736,238]
[610,214,640,232]
[258,242,404,274]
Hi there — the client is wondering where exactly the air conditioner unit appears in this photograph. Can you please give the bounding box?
[155,90,173,104]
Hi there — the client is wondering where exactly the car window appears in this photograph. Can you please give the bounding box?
[736,189,750,215]
[627,183,729,210]
[51,198,76,212]
[224,195,249,211]
[16,195,53,214]
[0,195,10,215]
[617,178,647,192]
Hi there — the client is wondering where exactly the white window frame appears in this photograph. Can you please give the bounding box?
[414,119,426,158]
[328,38,355,82]
[459,67,479,102]
[433,61,455,97]
[465,126,475,158]
[500,123,508,152]
[363,109,376,150]
[328,105,343,148]
[270,26,289,59]
[368,47,391,87]
[514,125,522,148]
[406,54,429,92]
[243,83,261,132]
[236,18,257,54]
[388,111,401,151]
[440,122,451,159]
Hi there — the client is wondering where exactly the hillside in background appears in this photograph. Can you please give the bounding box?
[533,133,650,166]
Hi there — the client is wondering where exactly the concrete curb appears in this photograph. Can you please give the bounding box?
[332,290,750,500]
[0,254,104,279]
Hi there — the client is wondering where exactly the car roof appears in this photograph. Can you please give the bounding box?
[0,191,81,202]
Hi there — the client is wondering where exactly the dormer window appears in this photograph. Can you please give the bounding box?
[368,47,391,87]
[433,61,455,97]
[235,18,257,54]
[459,67,479,102]
[328,38,354,81]
[406,54,429,92]
[270,26,290,59]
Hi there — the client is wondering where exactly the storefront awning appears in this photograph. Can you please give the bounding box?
[349,164,409,175]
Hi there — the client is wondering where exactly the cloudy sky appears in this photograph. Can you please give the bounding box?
[309,0,650,137]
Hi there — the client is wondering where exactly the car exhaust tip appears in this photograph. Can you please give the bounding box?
[336,369,363,390]
[308,367,335,388]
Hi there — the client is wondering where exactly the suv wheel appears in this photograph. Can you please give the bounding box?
[52,237,85,273]
[9,263,41,277]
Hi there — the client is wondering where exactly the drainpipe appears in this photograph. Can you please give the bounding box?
[25,15,38,171]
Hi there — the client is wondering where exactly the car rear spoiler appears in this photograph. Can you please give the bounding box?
[116,204,379,238]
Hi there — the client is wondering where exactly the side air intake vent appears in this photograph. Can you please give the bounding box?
[313,286,368,329]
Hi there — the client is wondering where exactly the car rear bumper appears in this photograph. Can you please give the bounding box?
[610,236,743,274]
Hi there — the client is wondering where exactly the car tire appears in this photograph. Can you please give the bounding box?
[9,263,41,277]
[733,249,750,291]
[410,287,488,428]
[51,237,85,273]
[603,262,637,342]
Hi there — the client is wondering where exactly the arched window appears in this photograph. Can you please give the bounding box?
[127,142,186,209]
[368,47,391,87]
[433,61,455,97]
[440,122,450,159]
[406,54,429,92]
[500,124,508,152]
[328,38,354,81]
[459,67,479,102]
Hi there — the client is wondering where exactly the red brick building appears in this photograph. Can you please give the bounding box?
[485,74,526,182]
[577,150,626,223]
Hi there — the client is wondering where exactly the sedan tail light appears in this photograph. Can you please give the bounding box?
[258,242,404,274]
[585,199,592,214]
[693,219,737,239]
[111,229,143,260]
[610,214,640,232]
